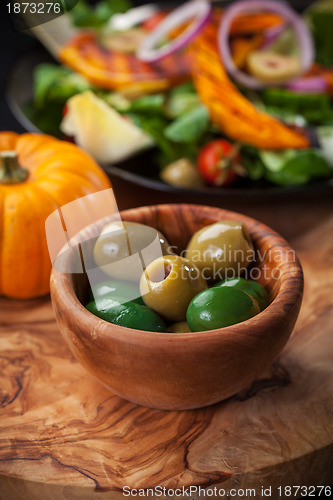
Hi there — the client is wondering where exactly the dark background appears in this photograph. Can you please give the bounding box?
[0,1,330,497]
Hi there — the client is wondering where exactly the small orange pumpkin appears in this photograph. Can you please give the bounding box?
[0,132,111,299]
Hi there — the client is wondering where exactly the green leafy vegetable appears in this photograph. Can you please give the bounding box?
[23,101,63,138]
[241,146,265,181]
[260,149,332,185]
[124,89,212,165]
[126,112,210,167]
[126,114,177,164]
[70,0,132,28]
[34,63,92,109]
[168,81,196,96]
[166,93,200,119]
[317,125,333,167]
[260,150,296,172]
[308,8,333,67]
[102,92,131,112]
[164,81,200,118]
[129,94,165,114]
[164,106,209,143]
[261,88,333,126]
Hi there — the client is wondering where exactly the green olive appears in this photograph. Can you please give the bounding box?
[185,220,254,281]
[160,158,204,189]
[187,287,260,332]
[214,277,269,311]
[90,280,144,305]
[167,321,191,333]
[247,51,302,85]
[140,255,207,322]
[86,295,167,332]
[93,221,172,282]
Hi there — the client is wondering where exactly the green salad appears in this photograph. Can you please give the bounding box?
[27,0,333,189]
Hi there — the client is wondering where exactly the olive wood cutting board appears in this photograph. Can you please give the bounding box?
[0,201,333,500]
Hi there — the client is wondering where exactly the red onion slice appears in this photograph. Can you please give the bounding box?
[136,0,211,63]
[286,76,328,93]
[261,22,286,49]
[218,0,315,89]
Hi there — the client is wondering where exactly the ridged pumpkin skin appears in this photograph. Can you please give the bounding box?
[0,132,111,299]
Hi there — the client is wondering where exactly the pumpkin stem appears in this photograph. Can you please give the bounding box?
[0,151,29,184]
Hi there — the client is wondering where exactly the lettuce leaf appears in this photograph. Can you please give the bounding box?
[70,0,132,28]
[260,149,331,185]
[309,8,333,67]
[164,106,209,143]
[34,63,92,109]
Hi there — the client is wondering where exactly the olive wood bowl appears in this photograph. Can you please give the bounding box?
[50,204,303,410]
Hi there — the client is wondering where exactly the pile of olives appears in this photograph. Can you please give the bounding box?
[85,220,269,333]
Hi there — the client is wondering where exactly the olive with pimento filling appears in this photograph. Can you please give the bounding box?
[140,255,207,322]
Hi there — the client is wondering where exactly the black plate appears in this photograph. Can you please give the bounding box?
[7,43,333,201]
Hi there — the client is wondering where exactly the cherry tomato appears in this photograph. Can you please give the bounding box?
[198,139,240,186]
[142,11,167,31]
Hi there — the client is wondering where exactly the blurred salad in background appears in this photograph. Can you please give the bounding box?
[26,0,333,189]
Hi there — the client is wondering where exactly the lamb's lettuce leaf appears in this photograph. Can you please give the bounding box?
[164,106,209,143]
[260,149,331,185]
[308,7,333,67]
[70,0,132,28]
[34,63,92,109]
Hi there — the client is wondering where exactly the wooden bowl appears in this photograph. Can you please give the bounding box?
[50,204,303,410]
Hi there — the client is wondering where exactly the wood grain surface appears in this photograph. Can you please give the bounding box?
[1,200,333,500]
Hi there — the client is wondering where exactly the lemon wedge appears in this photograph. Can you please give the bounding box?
[60,91,154,163]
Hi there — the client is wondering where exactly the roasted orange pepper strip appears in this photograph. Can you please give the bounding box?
[190,23,309,150]
[209,9,283,35]
[231,13,284,36]
[59,33,191,91]
[231,34,264,69]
